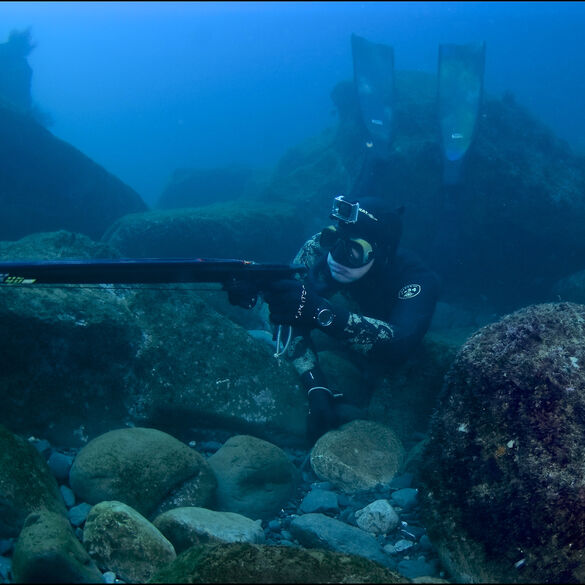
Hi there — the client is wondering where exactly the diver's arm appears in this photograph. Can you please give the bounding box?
[321,268,440,364]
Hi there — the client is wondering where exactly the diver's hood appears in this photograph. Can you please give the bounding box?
[339,196,404,260]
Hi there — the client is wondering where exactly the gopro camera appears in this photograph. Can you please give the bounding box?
[330,195,359,224]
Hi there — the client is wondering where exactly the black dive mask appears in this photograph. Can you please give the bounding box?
[320,225,375,268]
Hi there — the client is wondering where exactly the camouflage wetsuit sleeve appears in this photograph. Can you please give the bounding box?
[287,237,439,375]
[338,264,439,364]
[288,236,324,376]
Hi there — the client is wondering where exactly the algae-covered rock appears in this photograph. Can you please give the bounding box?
[153,507,265,553]
[102,200,306,264]
[0,231,142,444]
[69,427,216,517]
[419,302,585,583]
[12,509,102,583]
[0,425,66,538]
[125,289,308,446]
[83,500,176,583]
[310,420,404,494]
[0,230,308,446]
[149,542,408,584]
[208,435,297,521]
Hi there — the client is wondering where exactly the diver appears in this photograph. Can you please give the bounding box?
[262,195,439,443]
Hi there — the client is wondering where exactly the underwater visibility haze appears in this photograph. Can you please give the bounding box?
[2,2,585,584]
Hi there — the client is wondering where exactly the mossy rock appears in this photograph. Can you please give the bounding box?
[0,425,66,537]
[149,542,408,583]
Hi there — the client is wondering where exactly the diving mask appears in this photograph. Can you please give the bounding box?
[320,225,375,268]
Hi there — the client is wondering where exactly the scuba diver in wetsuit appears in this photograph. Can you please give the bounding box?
[262,195,439,443]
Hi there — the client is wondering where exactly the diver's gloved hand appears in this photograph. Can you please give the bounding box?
[224,279,258,309]
[263,279,334,329]
[306,387,340,444]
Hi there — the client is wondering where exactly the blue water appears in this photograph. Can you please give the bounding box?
[1,1,584,205]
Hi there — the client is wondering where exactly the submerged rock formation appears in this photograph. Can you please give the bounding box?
[0,231,307,446]
[418,302,585,583]
[0,105,147,242]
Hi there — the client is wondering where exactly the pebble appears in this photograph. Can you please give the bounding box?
[47,451,74,482]
[59,485,76,508]
[68,502,93,527]
[391,487,419,510]
[299,489,339,515]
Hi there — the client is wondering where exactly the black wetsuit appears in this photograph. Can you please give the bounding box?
[287,233,440,383]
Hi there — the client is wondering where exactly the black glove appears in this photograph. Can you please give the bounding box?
[223,279,258,309]
[263,279,332,329]
[307,387,339,444]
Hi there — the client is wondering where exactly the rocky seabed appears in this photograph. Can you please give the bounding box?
[0,421,449,584]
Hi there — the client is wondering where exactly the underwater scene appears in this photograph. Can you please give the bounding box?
[1,1,585,583]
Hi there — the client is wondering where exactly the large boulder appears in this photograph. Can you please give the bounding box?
[156,166,268,209]
[208,435,297,521]
[0,232,143,443]
[124,288,307,446]
[0,425,67,538]
[149,542,407,584]
[69,427,216,518]
[0,231,308,446]
[418,302,585,583]
[102,200,307,263]
[0,105,146,242]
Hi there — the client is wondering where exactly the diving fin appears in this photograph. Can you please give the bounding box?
[438,41,486,184]
[351,33,394,158]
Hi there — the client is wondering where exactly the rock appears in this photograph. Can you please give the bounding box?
[124,289,308,446]
[0,425,66,538]
[208,435,297,521]
[83,500,176,583]
[102,200,306,264]
[59,485,76,508]
[69,427,216,517]
[68,502,92,527]
[153,507,265,553]
[0,231,309,446]
[156,166,267,209]
[390,488,419,511]
[0,231,142,444]
[0,106,146,242]
[355,499,400,535]
[289,513,392,569]
[299,489,339,515]
[12,510,102,583]
[47,451,74,482]
[149,542,408,584]
[419,302,585,583]
[310,420,404,493]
